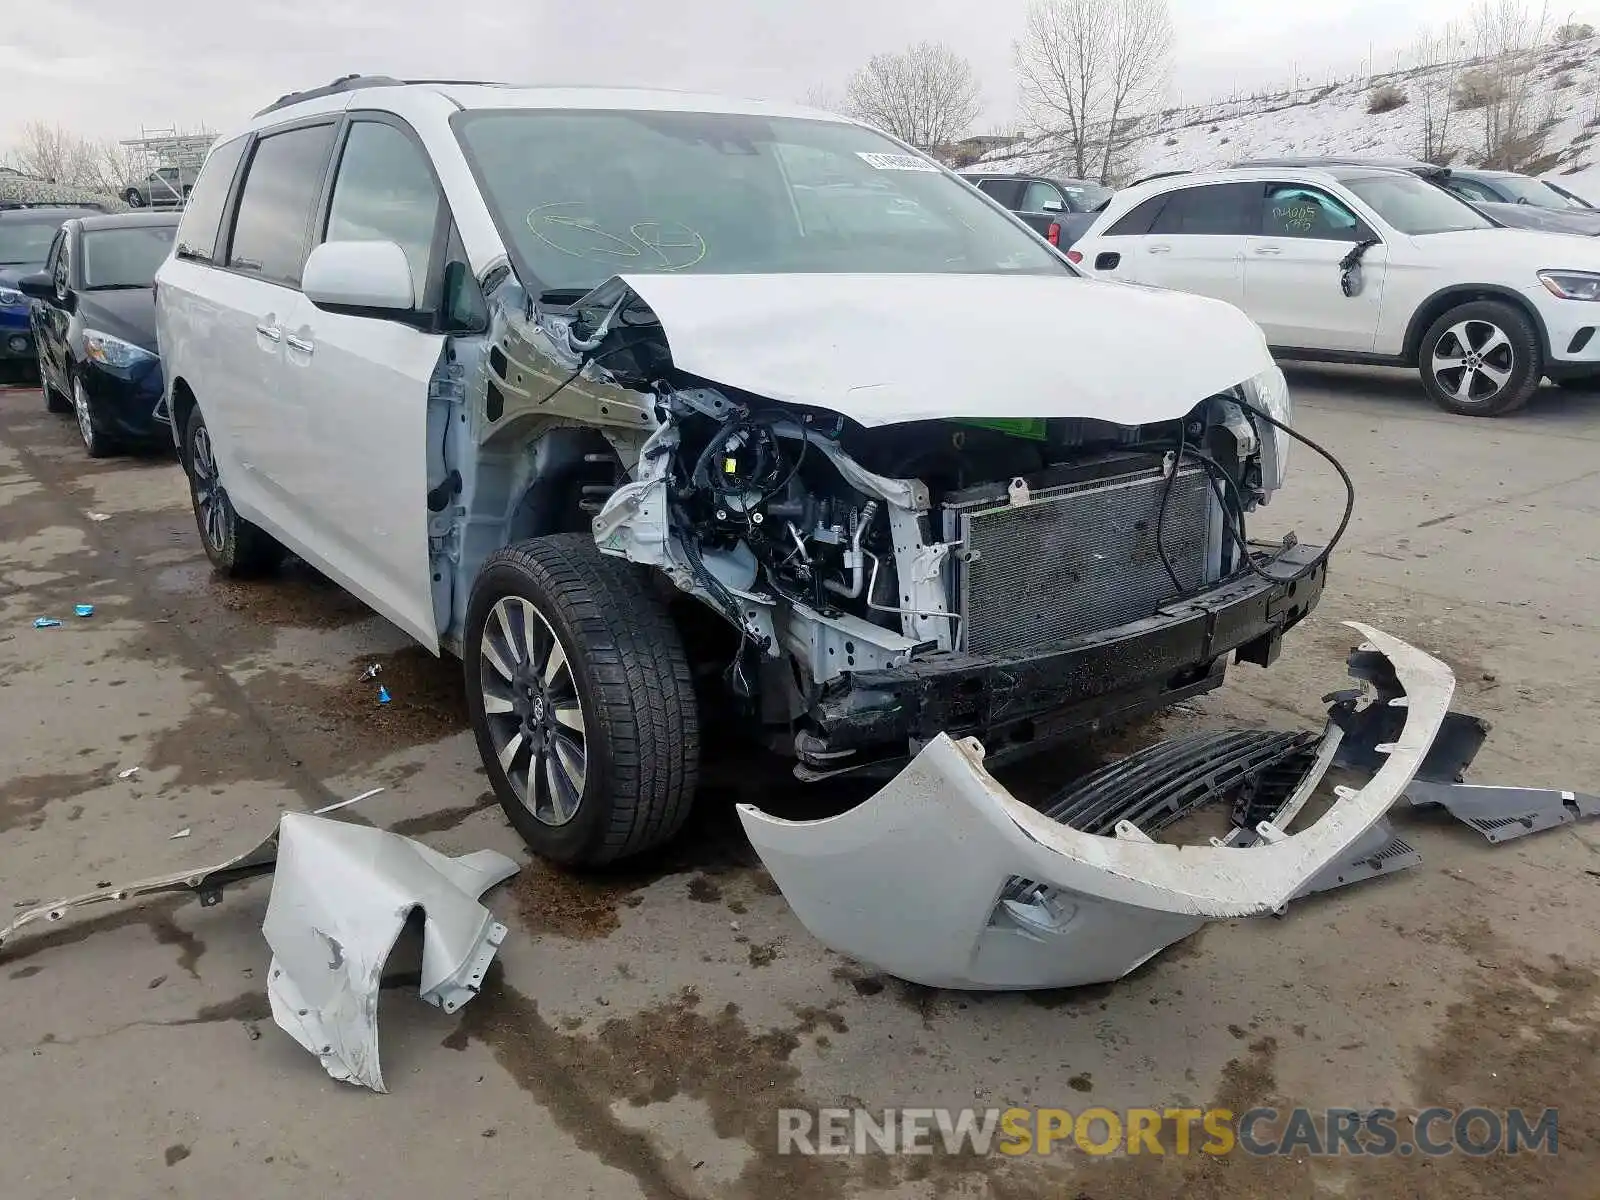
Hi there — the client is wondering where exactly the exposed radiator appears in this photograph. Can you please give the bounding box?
[945,463,1213,655]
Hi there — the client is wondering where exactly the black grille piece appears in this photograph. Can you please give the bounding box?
[1039,729,1320,837]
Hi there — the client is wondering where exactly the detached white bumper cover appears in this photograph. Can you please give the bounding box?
[738,623,1453,991]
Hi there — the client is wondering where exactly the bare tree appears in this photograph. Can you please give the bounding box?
[843,41,982,152]
[7,121,134,194]
[1468,0,1551,167]
[801,84,847,116]
[1014,0,1173,185]
[1412,23,1466,162]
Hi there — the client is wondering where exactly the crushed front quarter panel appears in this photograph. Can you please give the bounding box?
[262,813,518,1093]
[737,622,1454,990]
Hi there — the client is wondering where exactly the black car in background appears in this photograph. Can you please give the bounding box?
[0,206,105,379]
[19,212,178,457]
[962,171,1112,248]
[1436,167,1600,235]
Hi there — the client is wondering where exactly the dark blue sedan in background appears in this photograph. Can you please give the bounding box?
[17,211,178,457]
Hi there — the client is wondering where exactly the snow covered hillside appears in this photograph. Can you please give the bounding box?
[978,35,1600,200]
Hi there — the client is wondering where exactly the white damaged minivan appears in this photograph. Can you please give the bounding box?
[155,76,1319,866]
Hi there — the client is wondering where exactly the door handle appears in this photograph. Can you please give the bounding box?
[1147,244,1171,254]
[255,322,282,341]
[284,334,314,354]
[1253,245,1283,255]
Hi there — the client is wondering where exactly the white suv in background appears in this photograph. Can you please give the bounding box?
[1068,165,1600,416]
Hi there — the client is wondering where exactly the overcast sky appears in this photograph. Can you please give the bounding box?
[1,0,1589,150]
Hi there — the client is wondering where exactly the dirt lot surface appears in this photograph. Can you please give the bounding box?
[2,368,1597,1199]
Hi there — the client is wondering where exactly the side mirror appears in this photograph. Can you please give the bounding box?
[302,240,415,315]
[1039,199,1066,213]
[16,272,55,301]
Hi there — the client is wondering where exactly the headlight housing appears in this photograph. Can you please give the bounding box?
[0,287,24,307]
[1538,270,1600,301]
[83,329,157,375]
[1245,365,1292,492]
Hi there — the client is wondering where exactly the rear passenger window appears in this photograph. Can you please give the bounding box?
[324,121,442,308]
[175,136,247,263]
[1149,184,1258,235]
[977,179,1023,208]
[1105,194,1170,236]
[227,124,337,286]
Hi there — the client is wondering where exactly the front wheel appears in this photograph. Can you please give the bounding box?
[182,406,284,577]
[43,376,70,414]
[466,534,700,867]
[1418,300,1541,417]
[72,374,117,458]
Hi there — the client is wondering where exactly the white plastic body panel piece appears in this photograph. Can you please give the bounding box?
[262,813,518,1092]
[737,622,1455,991]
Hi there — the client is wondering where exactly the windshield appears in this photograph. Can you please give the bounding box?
[1343,174,1494,235]
[82,224,177,288]
[1059,180,1114,211]
[1491,175,1590,210]
[454,109,1071,293]
[0,217,63,267]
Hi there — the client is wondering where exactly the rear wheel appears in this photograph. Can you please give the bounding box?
[182,406,284,577]
[466,534,699,866]
[1418,300,1541,416]
[123,188,144,208]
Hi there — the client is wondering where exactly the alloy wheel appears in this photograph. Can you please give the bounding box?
[72,378,97,453]
[1431,320,1514,407]
[189,424,228,554]
[479,595,588,826]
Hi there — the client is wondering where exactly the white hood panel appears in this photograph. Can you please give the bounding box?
[617,272,1274,428]
[1418,227,1600,265]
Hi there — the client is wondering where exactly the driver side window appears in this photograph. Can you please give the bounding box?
[43,229,65,281]
[53,236,71,300]
[1020,181,1064,213]
[1263,185,1362,241]
[324,120,443,309]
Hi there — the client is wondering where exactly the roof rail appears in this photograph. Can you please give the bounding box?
[1129,169,1192,187]
[255,74,406,117]
[1234,156,1452,180]
[255,75,512,118]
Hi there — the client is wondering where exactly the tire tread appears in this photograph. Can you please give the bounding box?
[472,534,699,864]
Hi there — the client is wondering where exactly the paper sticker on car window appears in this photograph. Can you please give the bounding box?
[856,152,940,173]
